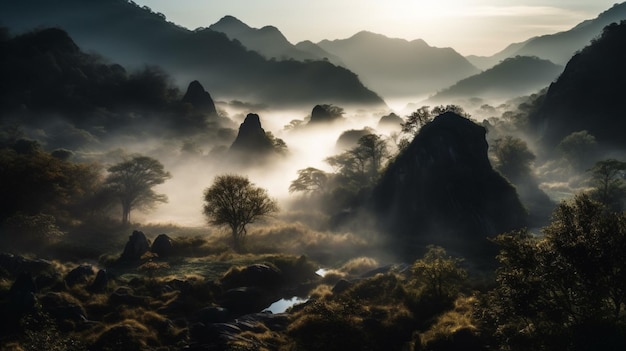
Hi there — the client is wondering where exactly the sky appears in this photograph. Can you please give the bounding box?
[133,0,620,56]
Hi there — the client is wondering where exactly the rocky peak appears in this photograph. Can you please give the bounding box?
[372,112,527,265]
[181,80,218,116]
[229,113,274,155]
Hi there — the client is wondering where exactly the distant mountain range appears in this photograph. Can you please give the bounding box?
[0,0,385,108]
[316,31,480,99]
[467,2,626,70]
[208,16,345,66]
[429,56,563,102]
[207,18,482,100]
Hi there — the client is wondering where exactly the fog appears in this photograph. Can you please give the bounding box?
[114,104,393,227]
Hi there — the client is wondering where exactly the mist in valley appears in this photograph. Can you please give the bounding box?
[1,1,626,350]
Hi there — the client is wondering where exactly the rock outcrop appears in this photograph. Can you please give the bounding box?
[307,104,344,125]
[151,234,174,258]
[371,112,527,265]
[228,113,276,160]
[120,230,151,261]
[181,80,218,117]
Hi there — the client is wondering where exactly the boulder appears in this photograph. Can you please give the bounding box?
[40,292,87,324]
[8,271,37,313]
[109,287,149,306]
[120,230,150,261]
[372,112,527,265]
[151,234,174,258]
[0,252,53,276]
[65,264,95,287]
[218,287,277,316]
[220,263,283,291]
[88,269,108,293]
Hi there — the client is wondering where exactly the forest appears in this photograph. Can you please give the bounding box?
[1,1,626,350]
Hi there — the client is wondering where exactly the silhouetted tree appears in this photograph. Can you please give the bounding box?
[105,155,171,225]
[411,245,467,300]
[402,106,432,135]
[483,195,626,350]
[289,167,328,194]
[325,134,390,189]
[588,159,626,211]
[492,136,535,180]
[203,174,278,252]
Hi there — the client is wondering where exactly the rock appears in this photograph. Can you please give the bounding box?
[120,230,150,261]
[40,292,87,323]
[0,252,53,276]
[229,113,275,156]
[377,112,403,130]
[335,128,373,150]
[218,287,276,316]
[220,263,283,291]
[372,112,527,266]
[181,80,218,117]
[332,279,353,294]
[151,234,174,258]
[91,324,146,351]
[8,271,37,313]
[88,269,108,293]
[109,287,149,306]
[65,264,95,287]
[308,104,344,125]
[196,306,231,324]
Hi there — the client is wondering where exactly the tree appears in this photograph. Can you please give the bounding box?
[203,174,278,252]
[557,130,598,170]
[411,245,468,300]
[588,159,626,211]
[105,155,171,225]
[402,106,432,135]
[484,195,626,350]
[325,134,390,189]
[289,167,328,194]
[492,136,535,180]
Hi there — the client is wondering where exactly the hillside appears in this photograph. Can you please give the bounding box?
[0,0,385,108]
[208,16,318,62]
[529,20,626,150]
[468,2,626,69]
[430,56,563,102]
[317,31,480,99]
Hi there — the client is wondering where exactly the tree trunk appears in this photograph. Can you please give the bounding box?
[122,202,131,226]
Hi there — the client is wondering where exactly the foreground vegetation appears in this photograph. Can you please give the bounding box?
[0,194,624,350]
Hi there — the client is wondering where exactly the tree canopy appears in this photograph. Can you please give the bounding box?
[483,195,626,350]
[203,174,278,252]
[104,155,171,225]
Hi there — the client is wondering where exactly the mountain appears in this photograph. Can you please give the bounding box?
[429,56,563,102]
[528,20,626,150]
[317,31,480,99]
[0,28,228,149]
[468,2,626,69]
[0,0,385,108]
[466,41,529,70]
[371,112,527,264]
[294,40,345,67]
[209,16,316,62]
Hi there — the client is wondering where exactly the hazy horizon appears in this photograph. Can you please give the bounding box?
[133,0,619,56]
